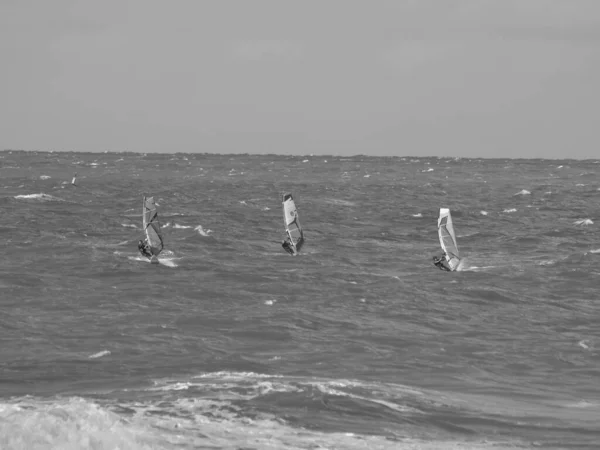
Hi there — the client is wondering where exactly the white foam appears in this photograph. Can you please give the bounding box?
[578,340,591,350]
[514,189,530,196]
[14,193,64,202]
[412,213,422,218]
[121,223,137,229]
[172,224,192,229]
[39,175,51,180]
[503,208,517,213]
[422,168,434,172]
[302,159,309,163]
[480,210,488,216]
[195,225,212,236]
[363,174,370,178]
[574,219,593,226]
[264,299,276,306]
[88,350,111,359]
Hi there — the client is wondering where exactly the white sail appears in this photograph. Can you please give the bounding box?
[282,193,303,253]
[142,196,164,258]
[437,208,460,271]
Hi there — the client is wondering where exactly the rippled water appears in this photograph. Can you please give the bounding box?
[1,151,599,449]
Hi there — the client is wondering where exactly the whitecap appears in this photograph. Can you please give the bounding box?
[503,208,517,213]
[121,223,137,229]
[88,350,111,359]
[412,213,422,218]
[264,299,276,306]
[557,165,563,169]
[195,225,212,236]
[302,159,309,163]
[514,189,530,196]
[39,175,51,180]
[578,340,591,350]
[363,174,370,178]
[576,184,585,187]
[574,219,593,226]
[263,207,270,211]
[172,224,192,229]
[14,193,64,202]
[422,168,434,172]
[480,210,488,216]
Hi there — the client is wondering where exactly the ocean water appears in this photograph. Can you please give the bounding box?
[1,150,599,450]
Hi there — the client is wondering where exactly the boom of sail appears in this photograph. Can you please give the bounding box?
[282,192,303,254]
[437,208,460,271]
[142,196,164,257]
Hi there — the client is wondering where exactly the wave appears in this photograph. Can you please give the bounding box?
[195,225,212,236]
[14,193,64,202]
[88,350,111,359]
[1,393,519,450]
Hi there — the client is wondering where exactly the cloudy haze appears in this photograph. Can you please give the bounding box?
[1,0,599,158]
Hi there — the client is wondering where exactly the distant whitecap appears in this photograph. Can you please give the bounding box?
[172,224,192,229]
[264,299,276,306]
[422,168,434,172]
[503,208,517,213]
[578,340,591,350]
[40,175,51,180]
[88,350,111,359]
[480,211,488,216]
[514,190,530,196]
[14,193,64,202]
[576,184,585,187]
[363,174,370,178]
[412,213,422,218]
[195,225,212,236]
[302,159,309,163]
[574,219,593,226]
[121,223,137,229]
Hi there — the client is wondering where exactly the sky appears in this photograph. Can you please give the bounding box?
[1,0,599,158]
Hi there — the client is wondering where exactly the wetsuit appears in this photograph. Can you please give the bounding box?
[282,240,295,255]
[433,255,451,272]
[138,240,152,259]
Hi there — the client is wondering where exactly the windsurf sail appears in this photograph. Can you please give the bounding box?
[437,208,460,271]
[142,196,164,257]
[282,192,304,254]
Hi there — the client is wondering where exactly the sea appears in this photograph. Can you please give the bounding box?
[1,150,599,450]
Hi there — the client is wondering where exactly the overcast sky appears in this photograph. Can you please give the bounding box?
[1,0,599,158]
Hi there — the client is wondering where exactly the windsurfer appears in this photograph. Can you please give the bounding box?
[281,239,295,255]
[138,239,152,259]
[433,254,451,271]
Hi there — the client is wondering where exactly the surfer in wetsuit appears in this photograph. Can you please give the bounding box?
[433,254,451,272]
[138,239,152,259]
[282,238,295,255]
[282,232,304,255]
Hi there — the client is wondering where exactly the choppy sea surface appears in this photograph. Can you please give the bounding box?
[1,150,599,450]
